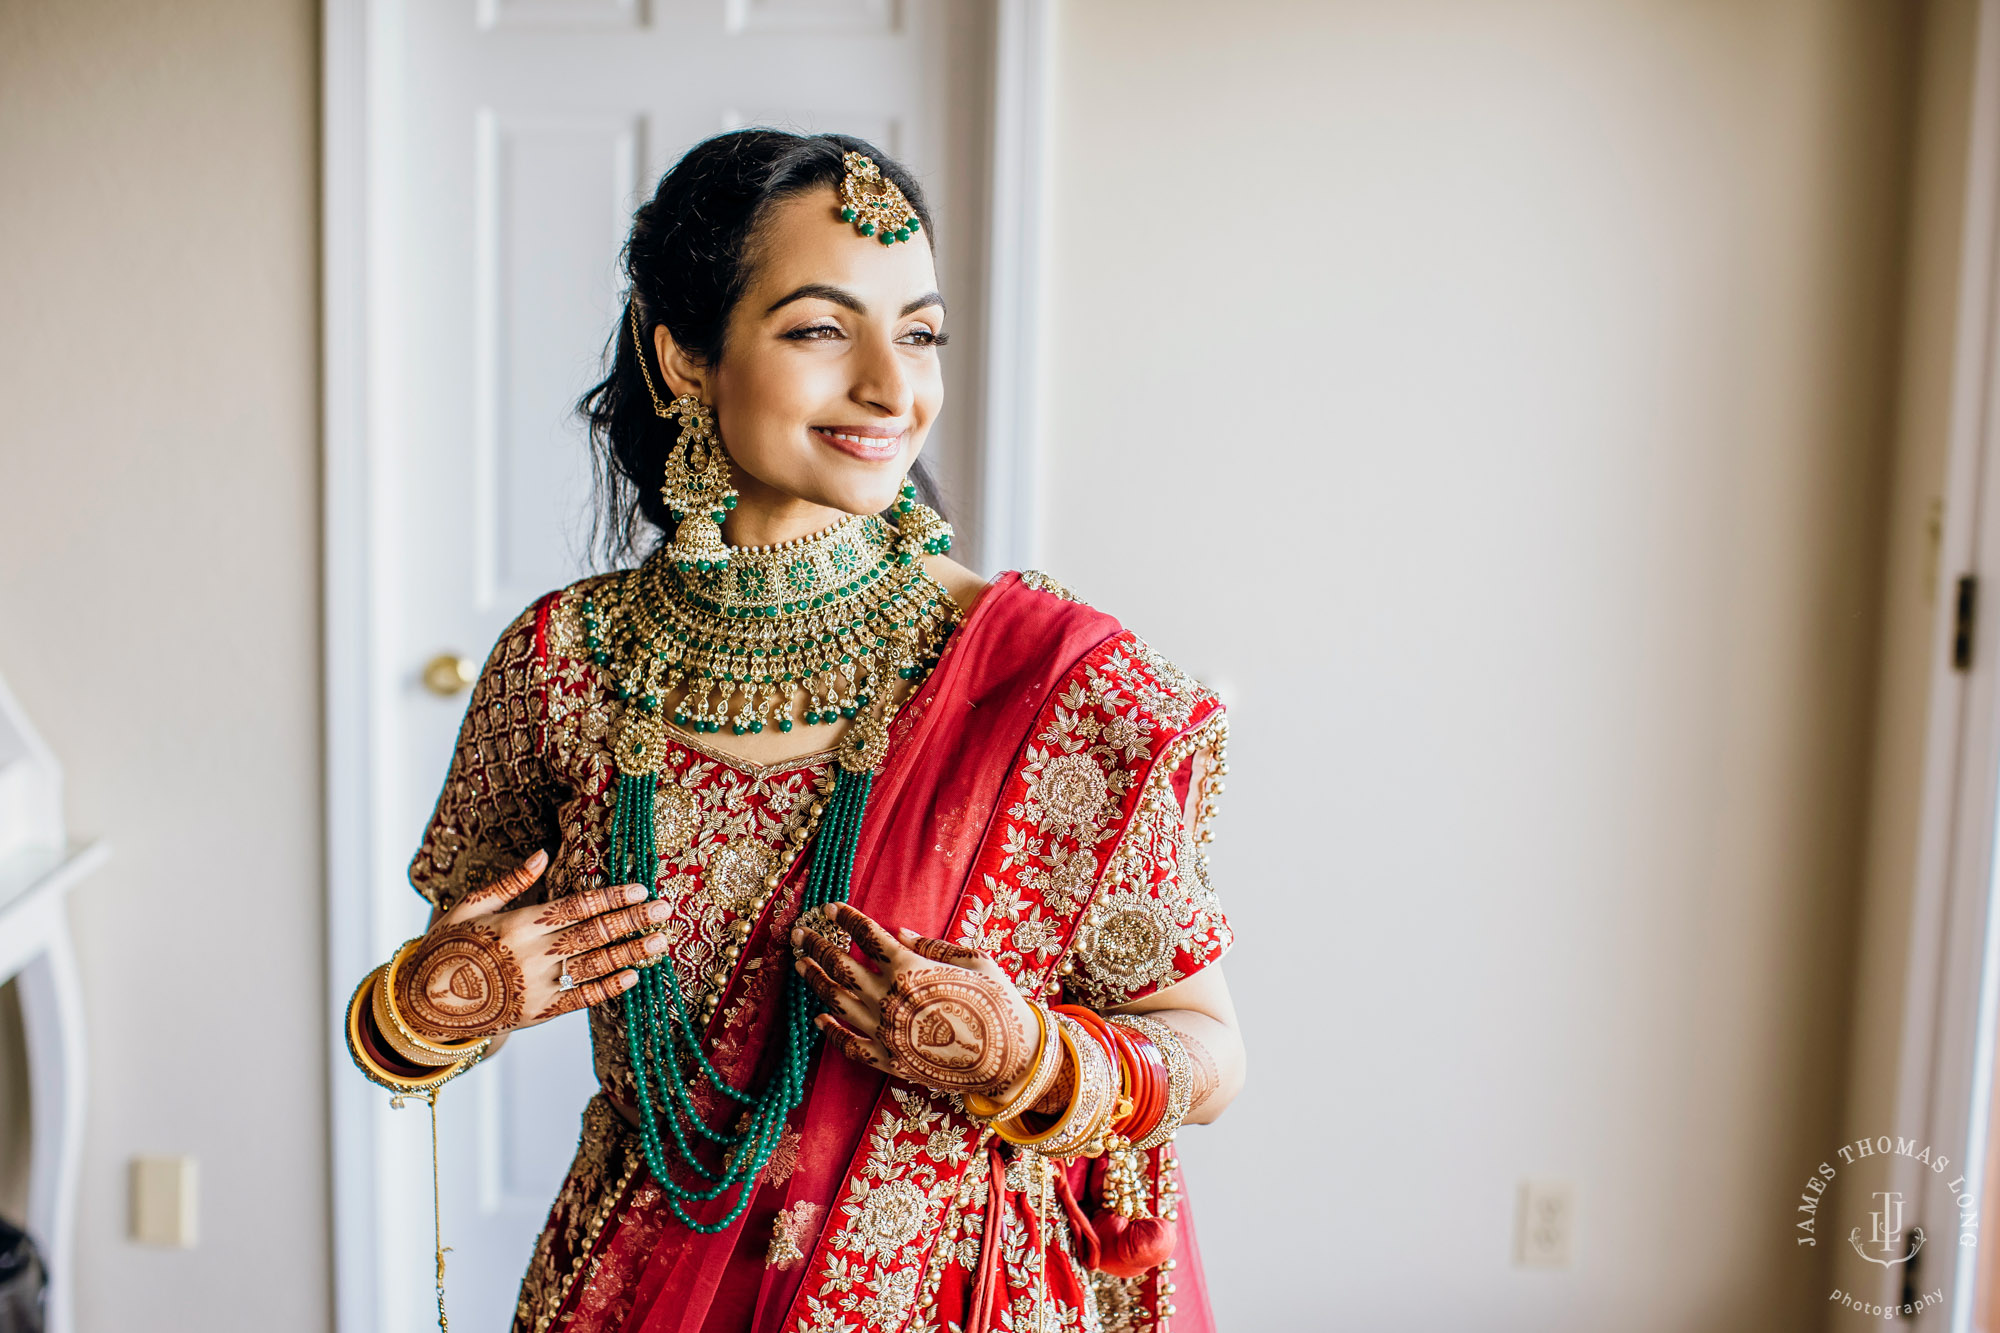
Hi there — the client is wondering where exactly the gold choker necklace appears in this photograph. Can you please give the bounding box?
[584,513,960,775]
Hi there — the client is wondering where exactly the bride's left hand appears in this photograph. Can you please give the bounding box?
[792,901,1041,1100]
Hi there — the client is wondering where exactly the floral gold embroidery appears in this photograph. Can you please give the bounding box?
[1018,569,1084,604]
[654,781,699,854]
[1029,751,1112,828]
[706,838,778,913]
[851,1179,929,1258]
[768,1201,824,1270]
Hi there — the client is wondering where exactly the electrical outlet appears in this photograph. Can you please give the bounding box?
[131,1156,198,1247]
[1516,1179,1575,1267]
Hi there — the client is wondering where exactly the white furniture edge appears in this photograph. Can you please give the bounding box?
[320,5,1051,1329]
[0,839,108,1333]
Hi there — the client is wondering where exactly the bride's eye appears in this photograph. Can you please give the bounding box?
[899,327,949,347]
[782,322,844,341]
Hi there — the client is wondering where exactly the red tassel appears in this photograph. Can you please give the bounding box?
[1051,1162,1100,1272]
[967,1145,1009,1333]
[1089,1212,1179,1279]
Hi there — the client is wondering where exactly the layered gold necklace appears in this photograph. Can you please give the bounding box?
[590,504,959,1232]
[583,510,961,778]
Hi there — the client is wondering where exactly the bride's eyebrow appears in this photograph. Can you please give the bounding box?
[762,285,948,318]
[765,283,862,315]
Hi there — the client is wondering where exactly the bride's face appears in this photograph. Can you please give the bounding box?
[658,188,946,537]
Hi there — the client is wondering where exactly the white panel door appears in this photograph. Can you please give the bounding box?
[362,5,991,1329]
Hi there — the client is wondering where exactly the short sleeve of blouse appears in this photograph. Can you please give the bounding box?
[408,600,562,913]
[1062,719,1232,1010]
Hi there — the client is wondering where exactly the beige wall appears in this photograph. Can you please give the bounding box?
[0,1,327,1329]
[1042,1,1924,1327]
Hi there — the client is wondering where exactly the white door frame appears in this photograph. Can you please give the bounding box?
[319,4,1049,1327]
[1886,1,2000,1327]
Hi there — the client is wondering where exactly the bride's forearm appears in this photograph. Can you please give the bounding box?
[1134,1007,1241,1124]
[1109,964,1245,1124]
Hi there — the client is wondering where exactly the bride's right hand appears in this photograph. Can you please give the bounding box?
[394,849,668,1046]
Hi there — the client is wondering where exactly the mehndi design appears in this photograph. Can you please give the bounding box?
[394,922,528,1044]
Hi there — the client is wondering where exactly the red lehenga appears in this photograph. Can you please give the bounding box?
[409,570,1232,1333]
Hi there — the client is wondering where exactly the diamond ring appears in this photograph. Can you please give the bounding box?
[558,967,579,991]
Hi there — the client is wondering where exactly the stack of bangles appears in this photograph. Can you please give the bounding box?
[963,1004,1195,1164]
[345,938,493,1096]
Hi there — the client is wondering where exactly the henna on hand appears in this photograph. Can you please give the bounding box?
[798,958,880,1035]
[455,849,549,915]
[396,922,528,1043]
[829,902,896,967]
[796,927,873,997]
[564,932,667,983]
[531,971,636,1022]
[877,966,1028,1095]
[899,932,981,967]
[817,1015,889,1072]
[531,884,646,929]
[551,900,669,956]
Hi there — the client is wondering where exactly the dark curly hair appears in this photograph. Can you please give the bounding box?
[581,129,950,565]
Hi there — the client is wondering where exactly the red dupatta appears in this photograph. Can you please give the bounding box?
[564,572,1219,1333]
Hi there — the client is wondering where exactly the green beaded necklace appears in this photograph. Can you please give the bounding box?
[589,506,956,1233]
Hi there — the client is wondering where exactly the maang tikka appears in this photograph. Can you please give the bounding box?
[630,303,738,570]
[838,152,920,246]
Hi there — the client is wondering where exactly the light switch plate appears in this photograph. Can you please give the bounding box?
[131,1156,198,1247]
[1516,1178,1575,1267]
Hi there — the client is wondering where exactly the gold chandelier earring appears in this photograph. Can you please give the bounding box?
[630,303,737,571]
[891,477,953,563]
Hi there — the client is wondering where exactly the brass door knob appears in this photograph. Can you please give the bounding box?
[422,653,477,696]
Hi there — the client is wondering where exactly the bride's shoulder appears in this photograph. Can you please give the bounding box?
[920,552,994,616]
[920,556,1095,617]
[1006,571,1220,726]
[513,569,626,661]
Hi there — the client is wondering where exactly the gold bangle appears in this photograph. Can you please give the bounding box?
[379,937,488,1060]
[963,1003,1060,1124]
[993,1014,1117,1156]
[346,967,489,1095]
[1108,1012,1193,1150]
[370,968,459,1068]
[1051,1013,1121,1155]
[990,1017,1082,1148]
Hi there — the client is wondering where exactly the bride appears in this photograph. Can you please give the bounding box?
[344,129,1245,1333]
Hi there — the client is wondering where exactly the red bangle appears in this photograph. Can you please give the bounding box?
[1102,1021,1149,1138]
[1054,1005,1129,1136]
[1121,1028,1171,1143]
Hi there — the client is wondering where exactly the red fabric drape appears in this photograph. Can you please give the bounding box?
[555,574,1214,1333]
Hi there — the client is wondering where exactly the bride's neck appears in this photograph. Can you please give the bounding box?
[718,487,851,548]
